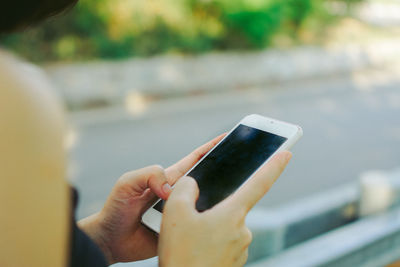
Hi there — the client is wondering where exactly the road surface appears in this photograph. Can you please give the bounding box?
[68,66,400,219]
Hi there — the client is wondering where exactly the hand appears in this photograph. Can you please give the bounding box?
[78,134,226,264]
[159,151,292,267]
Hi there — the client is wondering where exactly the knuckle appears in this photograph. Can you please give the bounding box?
[222,206,247,228]
[243,228,253,246]
[149,164,165,175]
[240,206,249,217]
[148,165,167,181]
[232,206,248,221]
[119,171,135,183]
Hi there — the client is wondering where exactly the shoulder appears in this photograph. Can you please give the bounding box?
[0,49,70,266]
[0,49,64,123]
[0,48,67,184]
[0,49,66,158]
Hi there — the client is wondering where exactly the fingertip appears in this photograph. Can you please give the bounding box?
[218,132,228,138]
[176,175,194,185]
[173,176,199,198]
[274,151,292,165]
[182,176,199,190]
[281,151,292,164]
[166,176,199,212]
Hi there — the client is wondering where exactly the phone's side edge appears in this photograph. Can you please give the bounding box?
[142,121,244,233]
[142,208,162,233]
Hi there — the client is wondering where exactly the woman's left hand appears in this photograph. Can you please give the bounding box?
[78,134,225,264]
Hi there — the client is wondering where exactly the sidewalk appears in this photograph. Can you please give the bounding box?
[43,36,400,111]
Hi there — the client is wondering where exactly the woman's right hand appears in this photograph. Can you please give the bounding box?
[158,151,292,267]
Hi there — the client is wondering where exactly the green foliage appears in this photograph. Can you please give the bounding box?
[0,0,356,62]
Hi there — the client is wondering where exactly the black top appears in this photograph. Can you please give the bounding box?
[69,188,108,267]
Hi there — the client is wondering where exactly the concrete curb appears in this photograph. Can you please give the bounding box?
[43,38,400,110]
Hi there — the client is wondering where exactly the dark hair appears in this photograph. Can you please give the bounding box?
[0,0,78,33]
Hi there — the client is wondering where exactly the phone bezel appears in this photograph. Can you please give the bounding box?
[141,114,303,233]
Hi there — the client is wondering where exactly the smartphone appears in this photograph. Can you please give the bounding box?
[142,114,302,233]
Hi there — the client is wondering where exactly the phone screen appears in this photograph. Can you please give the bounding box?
[154,124,287,212]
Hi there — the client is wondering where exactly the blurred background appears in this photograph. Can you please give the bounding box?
[0,0,365,61]
[2,0,400,266]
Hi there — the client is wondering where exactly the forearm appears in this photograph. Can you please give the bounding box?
[78,213,114,265]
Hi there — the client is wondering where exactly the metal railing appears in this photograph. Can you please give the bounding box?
[247,168,400,267]
[113,168,400,267]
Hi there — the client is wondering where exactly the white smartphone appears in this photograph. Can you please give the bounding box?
[142,114,303,233]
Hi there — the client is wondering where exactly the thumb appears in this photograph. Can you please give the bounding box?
[164,176,199,214]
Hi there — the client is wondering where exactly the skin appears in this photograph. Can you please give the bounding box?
[159,151,292,267]
[0,51,69,267]
[79,132,292,266]
[78,134,227,264]
[0,49,292,267]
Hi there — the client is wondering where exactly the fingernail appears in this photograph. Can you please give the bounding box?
[162,183,172,195]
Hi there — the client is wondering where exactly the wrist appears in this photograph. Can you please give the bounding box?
[78,212,115,265]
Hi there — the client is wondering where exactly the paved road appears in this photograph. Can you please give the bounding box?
[69,66,400,219]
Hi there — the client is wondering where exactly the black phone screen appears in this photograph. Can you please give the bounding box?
[154,124,287,212]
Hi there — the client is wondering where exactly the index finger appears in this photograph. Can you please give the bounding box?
[226,151,292,212]
[165,133,226,184]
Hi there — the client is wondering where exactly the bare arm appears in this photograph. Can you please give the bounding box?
[78,134,225,264]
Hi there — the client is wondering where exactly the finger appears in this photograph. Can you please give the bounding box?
[164,176,199,214]
[235,248,249,267]
[119,165,171,200]
[165,133,226,185]
[227,151,292,212]
[242,227,253,249]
